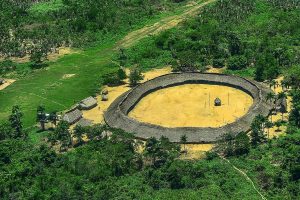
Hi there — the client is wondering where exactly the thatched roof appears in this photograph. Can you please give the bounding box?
[102,94,108,101]
[214,97,221,106]
[63,109,83,124]
[102,89,108,95]
[79,96,97,110]
[76,118,93,127]
[104,73,273,143]
[0,79,5,84]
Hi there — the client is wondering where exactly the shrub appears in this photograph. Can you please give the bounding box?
[102,67,127,86]
[213,58,225,68]
[0,60,16,74]
[227,55,248,70]
[129,67,144,86]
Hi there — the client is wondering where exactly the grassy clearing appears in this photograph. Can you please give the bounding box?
[28,0,64,14]
[224,67,256,78]
[0,1,211,128]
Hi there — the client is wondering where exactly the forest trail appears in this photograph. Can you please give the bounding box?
[220,156,268,200]
[116,0,216,48]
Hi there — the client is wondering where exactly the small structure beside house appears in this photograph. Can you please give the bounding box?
[276,97,287,113]
[63,108,83,124]
[0,78,5,85]
[76,118,93,127]
[79,96,98,110]
[214,97,221,106]
[102,94,108,101]
[102,89,108,95]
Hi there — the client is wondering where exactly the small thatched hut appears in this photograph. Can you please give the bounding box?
[63,109,83,124]
[102,89,108,95]
[214,98,221,106]
[0,79,5,85]
[79,96,97,110]
[102,94,108,101]
[76,118,93,127]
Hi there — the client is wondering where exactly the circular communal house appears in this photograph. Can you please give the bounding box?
[104,73,273,143]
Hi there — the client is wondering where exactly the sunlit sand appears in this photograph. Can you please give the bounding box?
[129,84,253,128]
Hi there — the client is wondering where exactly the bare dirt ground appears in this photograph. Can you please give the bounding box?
[180,144,214,159]
[62,74,76,79]
[0,79,16,91]
[129,84,253,128]
[81,67,172,124]
[206,66,225,73]
[0,47,75,63]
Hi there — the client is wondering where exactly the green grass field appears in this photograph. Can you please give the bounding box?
[28,0,64,14]
[0,42,114,127]
[0,1,208,127]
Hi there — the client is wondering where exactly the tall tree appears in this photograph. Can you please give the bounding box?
[37,105,47,131]
[234,132,250,156]
[9,105,24,138]
[129,67,144,86]
[49,112,58,127]
[250,115,266,146]
[180,134,187,154]
[54,121,71,151]
[73,125,85,146]
[277,91,287,120]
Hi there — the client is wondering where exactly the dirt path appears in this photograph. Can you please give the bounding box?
[116,0,216,48]
[220,156,268,200]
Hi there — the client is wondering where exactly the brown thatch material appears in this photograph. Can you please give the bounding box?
[0,79,5,85]
[102,89,108,95]
[102,94,108,101]
[63,109,83,124]
[76,118,93,127]
[104,72,273,143]
[79,96,97,110]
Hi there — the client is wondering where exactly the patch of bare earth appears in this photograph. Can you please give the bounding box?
[0,79,16,90]
[81,67,173,124]
[0,47,75,63]
[62,74,76,79]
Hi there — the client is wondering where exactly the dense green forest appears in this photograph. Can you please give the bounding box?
[1,105,299,199]
[0,95,299,199]
[0,0,300,199]
[124,0,300,81]
[0,0,185,73]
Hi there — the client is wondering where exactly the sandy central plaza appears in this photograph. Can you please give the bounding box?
[129,84,254,128]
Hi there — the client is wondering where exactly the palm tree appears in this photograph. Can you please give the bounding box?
[277,91,287,121]
[145,137,160,165]
[265,121,273,139]
[269,79,276,89]
[73,125,85,146]
[37,105,47,131]
[266,92,275,122]
[180,134,187,154]
[274,120,282,132]
[49,112,58,127]
[281,79,289,91]
[9,105,24,138]
[266,92,275,103]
